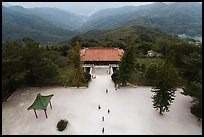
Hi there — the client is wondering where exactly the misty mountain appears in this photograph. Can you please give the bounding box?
[2,2,202,44]
[80,2,202,36]
[80,24,165,42]
[87,6,137,21]
[6,6,87,30]
[2,6,79,43]
[2,2,12,7]
[28,7,87,30]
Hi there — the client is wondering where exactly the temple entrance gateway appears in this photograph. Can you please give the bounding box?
[80,48,124,74]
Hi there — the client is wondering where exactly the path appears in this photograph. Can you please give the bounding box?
[90,66,114,134]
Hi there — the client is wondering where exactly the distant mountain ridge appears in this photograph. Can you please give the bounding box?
[79,24,165,42]
[6,6,87,30]
[80,2,202,37]
[2,5,86,43]
[2,2,202,44]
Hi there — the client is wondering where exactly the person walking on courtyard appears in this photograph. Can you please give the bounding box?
[102,127,104,134]
[98,105,101,110]
[106,89,108,93]
[108,109,110,113]
[102,116,104,121]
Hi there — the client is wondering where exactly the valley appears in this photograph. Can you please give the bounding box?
[2,2,202,44]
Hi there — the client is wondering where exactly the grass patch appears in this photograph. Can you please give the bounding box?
[129,71,152,86]
[137,57,164,67]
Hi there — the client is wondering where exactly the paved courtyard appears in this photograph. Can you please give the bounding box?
[2,67,202,135]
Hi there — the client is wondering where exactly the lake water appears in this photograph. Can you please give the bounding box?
[178,34,202,42]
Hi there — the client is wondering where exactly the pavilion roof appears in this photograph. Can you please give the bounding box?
[27,94,54,110]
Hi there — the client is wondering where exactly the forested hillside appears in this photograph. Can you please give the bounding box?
[2,2,202,44]
[81,2,202,36]
[2,6,82,43]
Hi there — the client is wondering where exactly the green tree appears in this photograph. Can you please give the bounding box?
[68,41,84,88]
[173,41,200,68]
[119,45,136,86]
[140,63,146,73]
[2,41,27,99]
[82,39,100,48]
[153,37,176,56]
[182,81,202,120]
[2,37,58,100]
[180,51,202,82]
[181,51,202,120]
[70,36,83,47]
[139,33,153,43]
[56,45,70,56]
[135,62,140,70]
[22,38,58,85]
[145,63,158,81]
[138,42,152,55]
[151,60,177,115]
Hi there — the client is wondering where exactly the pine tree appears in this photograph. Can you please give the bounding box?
[119,45,136,86]
[68,40,84,88]
[151,53,177,115]
[145,63,158,81]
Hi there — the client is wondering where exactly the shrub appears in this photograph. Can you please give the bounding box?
[57,119,68,131]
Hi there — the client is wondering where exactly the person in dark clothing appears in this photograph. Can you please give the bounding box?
[102,127,104,134]
[108,109,110,113]
[102,116,104,121]
[106,89,108,93]
[98,105,101,110]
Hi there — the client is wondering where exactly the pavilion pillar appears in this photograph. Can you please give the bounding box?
[34,109,38,119]
[44,109,48,118]
[49,101,52,109]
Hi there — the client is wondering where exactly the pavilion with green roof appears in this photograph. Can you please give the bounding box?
[28,93,54,119]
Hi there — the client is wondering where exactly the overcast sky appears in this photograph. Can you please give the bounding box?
[6,2,155,15]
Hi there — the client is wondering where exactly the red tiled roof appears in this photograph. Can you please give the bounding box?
[80,48,124,61]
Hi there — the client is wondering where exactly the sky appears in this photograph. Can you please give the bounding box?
[5,2,155,16]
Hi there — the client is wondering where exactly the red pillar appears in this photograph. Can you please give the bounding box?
[49,101,52,109]
[44,109,48,118]
[34,109,38,119]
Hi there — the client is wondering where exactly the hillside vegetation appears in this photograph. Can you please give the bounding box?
[2,2,202,44]
[2,6,81,44]
[81,2,202,36]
